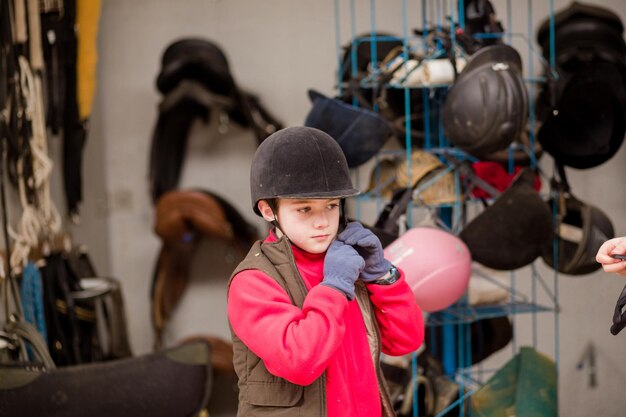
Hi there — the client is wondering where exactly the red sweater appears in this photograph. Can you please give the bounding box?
[228,233,424,417]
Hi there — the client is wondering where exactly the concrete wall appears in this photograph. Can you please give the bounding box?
[78,0,626,415]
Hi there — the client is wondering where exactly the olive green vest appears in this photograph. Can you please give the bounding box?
[228,236,396,417]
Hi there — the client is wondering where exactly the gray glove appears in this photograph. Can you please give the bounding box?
[322,240,365,300]
[338,222,392,282]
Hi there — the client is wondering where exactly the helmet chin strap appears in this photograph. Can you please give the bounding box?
[267,199,286,238]
[339,199,348,232]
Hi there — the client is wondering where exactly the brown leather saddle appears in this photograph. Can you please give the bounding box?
[150,189,259,349]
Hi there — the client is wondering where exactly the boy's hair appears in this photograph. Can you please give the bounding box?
[249,127,359,217]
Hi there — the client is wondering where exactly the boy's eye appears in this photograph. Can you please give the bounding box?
[328,203,339,210]
[297,207,310,213]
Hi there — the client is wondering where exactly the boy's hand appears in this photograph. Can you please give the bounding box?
[322,240,365,300]
[338,222,392,282]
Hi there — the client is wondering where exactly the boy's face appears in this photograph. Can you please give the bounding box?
[259,198,341,253]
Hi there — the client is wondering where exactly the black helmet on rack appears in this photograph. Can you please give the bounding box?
[459,169,553,271]
[542,193,615,275]
[442,44,528,158]
[304,90,393,168]
[339,32,404,82]
[536,1,626,75]
[337,32,404,115]
[537,62,626,170]
[534,2,626,170]
[250,127,360,216]
[391,103,441,149]
[463,0,505,48]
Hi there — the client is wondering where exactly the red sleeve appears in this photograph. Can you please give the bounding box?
[227,269,349,386]
[365,269,424,356]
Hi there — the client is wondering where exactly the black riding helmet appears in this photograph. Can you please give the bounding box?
[542,193,615,275]
[250,127,360,218]
[459,169,553,270]
[537,62,626,169]
[443,44,528,157]
[304,89,393,168]
[536,1,626,73]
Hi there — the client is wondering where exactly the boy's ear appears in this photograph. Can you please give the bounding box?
[257,200,276,222]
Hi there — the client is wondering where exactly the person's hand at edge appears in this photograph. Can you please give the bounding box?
[596,236,626,277]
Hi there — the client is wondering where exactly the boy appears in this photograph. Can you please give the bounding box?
[227,126,424,417]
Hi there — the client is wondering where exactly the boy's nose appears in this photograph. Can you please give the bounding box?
[313,212,329,228]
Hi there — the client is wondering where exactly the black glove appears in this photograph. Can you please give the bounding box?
[338,222,392,282]
[322,240,365,300]
[610,283,626,335]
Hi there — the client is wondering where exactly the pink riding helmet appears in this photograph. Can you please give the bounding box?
[384,227,472,312]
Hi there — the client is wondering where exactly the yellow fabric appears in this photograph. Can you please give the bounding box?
[366,157,401,199]
[76,0,102,121]
[395,150,442,188]
[366,152,461,205]
[415,168,460,205]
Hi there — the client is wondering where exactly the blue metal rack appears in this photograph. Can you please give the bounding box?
[333,1,560,416]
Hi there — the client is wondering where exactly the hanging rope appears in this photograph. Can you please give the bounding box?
[14,54,61,264]
[24,0,63,237]
[8,157,41,271]
[19,56,53,187]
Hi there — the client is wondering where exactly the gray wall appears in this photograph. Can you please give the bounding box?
[77,0,626,415]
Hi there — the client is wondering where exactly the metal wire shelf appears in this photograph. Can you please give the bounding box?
[426,300,556,327]
[334,0,560,415]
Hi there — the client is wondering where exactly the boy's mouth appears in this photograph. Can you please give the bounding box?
[312,234,330,239]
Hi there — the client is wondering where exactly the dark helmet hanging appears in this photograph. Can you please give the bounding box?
[442,44,528,157]
[304,89,393,167]
[541,193,615,275]
[536,1,626,75]
[250,127,360,215]
[537,62,626,169]
[460,169,553,271]
[339,32,404,82]
[463,0,505,48]
[534,2,626,169]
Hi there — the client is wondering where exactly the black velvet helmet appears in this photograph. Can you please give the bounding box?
[536,1,626,75]
[537,63,626,169]
[250,127,360,216]
[534,2,626,169]
[460,169,553,271]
